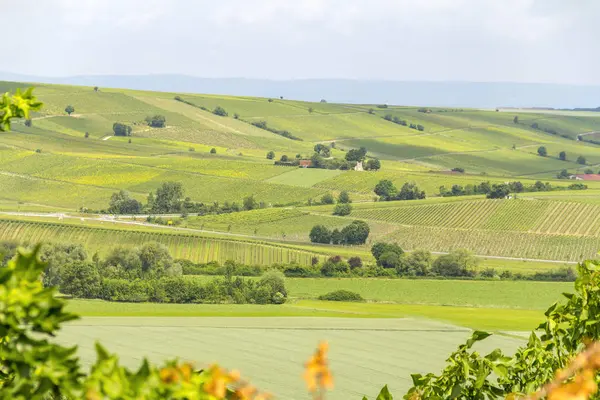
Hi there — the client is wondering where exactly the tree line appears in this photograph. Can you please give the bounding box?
[102,182,265,216]
[439,179,587,197]
[10,241,287,305]
[382,114,425,131]
[374,180,426,201]
[175,242,575,282]
[270,145,381,171]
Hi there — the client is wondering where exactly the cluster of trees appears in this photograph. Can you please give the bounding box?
[175,243,576,282]
[374,180,426,201]
[35,241,287,304]
[113,122,132,136]
[538,146,587,164]
[251,120,302,141]
[309,220,370,245]
[439,180,587,197]
[104,183,265,216]
[371,243,478,277]
[314,143,331,157]
[292,146,380,171]
[319,191,353,215]
[382,114,424,131]
[145,115,166,128]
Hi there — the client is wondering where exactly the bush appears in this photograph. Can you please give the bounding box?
[371,242,404,262]
[266,151,275,160]
[577,155,587,165]
[309,225,332,244]
[378,251,401,269]
[338,191,351,204]
[213,106,228,116]
[318,290,364,302]
[113,122,132,137]
[365,158,381,171]
[431,249,478,277]
[210,148,217,154]
[348,256,363,269]
[321,193,335,204]
[145,115,166,128]
[537,146,547,157]
[333,203,352,216]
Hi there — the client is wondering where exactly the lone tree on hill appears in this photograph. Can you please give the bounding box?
[308,107,314,113]
[84,132,89,138]
[243,195,258,211]
[212,106,228,117]
[559,151,567,161]
[557,169,570,179]
[577,155,587,165]
[537,146,547,157]
[151,182,184,213]
[513,116,519,124]
[145,115,166,128]
[338,191,351,204]
[65,105,75,116]
[266,151,275,160]
[210,148,217,154]
[93,86,99,92]
[112,122,132,137]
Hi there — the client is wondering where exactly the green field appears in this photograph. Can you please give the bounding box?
[3,81,600,213]
[55,315,525,399]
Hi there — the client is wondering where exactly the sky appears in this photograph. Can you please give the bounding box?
[1,0,598,85]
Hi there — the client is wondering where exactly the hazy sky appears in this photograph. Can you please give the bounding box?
[2,0,598,84]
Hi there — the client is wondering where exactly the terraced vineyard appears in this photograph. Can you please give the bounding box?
[0,219,324,265]
[383,225,599,261]
[351,199,600,235]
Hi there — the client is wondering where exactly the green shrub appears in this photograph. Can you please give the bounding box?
[318,290,364,302]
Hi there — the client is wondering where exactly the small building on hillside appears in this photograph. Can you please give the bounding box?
[354,161,364,171]
[299,159,312,168]
[573,174,600,181]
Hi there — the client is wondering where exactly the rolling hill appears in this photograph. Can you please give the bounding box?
[1,80,600,264]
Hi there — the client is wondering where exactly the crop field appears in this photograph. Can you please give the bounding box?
[266,168,344,187]
[383,225,600,261]
[0,219,326,265]
[182,276,568,309]
[179,208,398,241]
[350,198,600,237]
[55,316,525,399]
[4,80,600,263]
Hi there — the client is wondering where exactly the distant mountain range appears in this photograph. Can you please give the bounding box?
[1,71,599,109]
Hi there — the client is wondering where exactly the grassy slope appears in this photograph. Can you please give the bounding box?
[2,81,600,262]
[2,82,600,211]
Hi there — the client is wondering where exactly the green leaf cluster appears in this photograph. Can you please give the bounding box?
[0,88,42,131]
[400,258,600,399]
